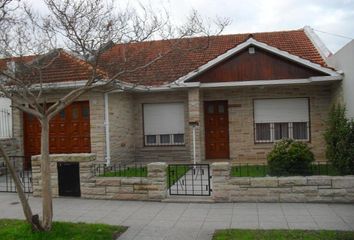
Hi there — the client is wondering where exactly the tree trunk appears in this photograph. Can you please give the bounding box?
[0,143,42,230]
[40,117,53,231]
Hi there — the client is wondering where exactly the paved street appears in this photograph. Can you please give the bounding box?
[0,193,353,240]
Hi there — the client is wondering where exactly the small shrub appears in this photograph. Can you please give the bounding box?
[324,104,354,175]
[267,139,315,176]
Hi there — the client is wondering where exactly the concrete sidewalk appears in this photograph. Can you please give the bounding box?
[0,193,353,240]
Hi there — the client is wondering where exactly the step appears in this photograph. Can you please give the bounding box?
[162,196,215,203]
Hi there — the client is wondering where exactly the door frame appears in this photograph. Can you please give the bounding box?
[203,100,230,159]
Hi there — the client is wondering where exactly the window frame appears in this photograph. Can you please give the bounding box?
[142,102,186,147]
[252,97,311,144]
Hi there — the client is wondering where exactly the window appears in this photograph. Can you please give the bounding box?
[293,122,308,140]
[143,103,185,146]
[274,123,289,140]
[0,97,12,139]
[254,98,309,143]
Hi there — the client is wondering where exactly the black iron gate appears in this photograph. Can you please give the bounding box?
[0,157,33,193]
[168,164,211,196]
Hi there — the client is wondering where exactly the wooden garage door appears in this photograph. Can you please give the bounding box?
[23,101,91,169]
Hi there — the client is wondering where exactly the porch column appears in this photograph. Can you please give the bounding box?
[188,88,202,163]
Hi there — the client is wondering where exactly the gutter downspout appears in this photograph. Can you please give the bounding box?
[104,92,111,166]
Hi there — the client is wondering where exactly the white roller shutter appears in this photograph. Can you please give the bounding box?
[254,98,309,123]
[143,103,185,135]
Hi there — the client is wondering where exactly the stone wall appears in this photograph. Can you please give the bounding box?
[108,93,135,163]
[32,154,167,201]
[0,138,21,174]
[211,162,354,203]
[32,153,96,197]
[81,162,167,200]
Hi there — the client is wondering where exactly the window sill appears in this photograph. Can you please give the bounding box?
[141,145,187,151]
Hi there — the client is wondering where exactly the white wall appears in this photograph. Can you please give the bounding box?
[0,97,12,138]
[0,97,11,109]
[328,40,354,119]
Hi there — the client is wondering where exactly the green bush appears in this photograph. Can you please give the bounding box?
[324,104,354,175]
[267,139,315,176]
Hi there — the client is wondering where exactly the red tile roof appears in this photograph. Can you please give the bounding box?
[0,51,106,83]
[0,28,328,86]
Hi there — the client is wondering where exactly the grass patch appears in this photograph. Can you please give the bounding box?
[167,165,190,187]
[99,166,147,177]
[0,219,127,240]
[213,229,354,240]
[231,164,339,177]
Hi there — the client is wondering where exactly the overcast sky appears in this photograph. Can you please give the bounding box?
[29,0,354,53]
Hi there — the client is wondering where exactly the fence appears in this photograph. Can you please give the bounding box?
[91,162,147,177]
[0,108,12,139]
[230,161,337,177]
[0,156,32,193]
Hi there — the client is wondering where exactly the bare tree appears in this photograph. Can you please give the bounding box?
[0,0,229,231]
[0,0,45,231]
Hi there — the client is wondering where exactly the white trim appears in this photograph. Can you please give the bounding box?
[181,76,342,89]
[173,37,340,85]
[304,26,332,61]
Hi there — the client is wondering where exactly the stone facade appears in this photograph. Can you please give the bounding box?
[31,153,168,201]
[13,83,335,165]
[108,93,135,163]
[132,91,191,163]
[211,162,354,203]
[202,84,332,163]
[0,138,21,174]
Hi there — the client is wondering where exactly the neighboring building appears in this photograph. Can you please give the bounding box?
[0,27,344,168]
[327,40,354,119]
[0,97,12,139]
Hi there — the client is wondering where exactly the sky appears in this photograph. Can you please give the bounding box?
[28,0,354,53]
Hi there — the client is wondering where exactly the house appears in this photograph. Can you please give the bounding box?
[327,40,354,119]
[0,26,344,169]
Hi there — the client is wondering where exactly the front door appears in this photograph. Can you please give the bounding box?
[204,101,229,159]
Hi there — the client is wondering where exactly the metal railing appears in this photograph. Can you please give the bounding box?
[91,162,147,177]
[230,161,338,177]
[0,156,32,193]
[0,108,12,139]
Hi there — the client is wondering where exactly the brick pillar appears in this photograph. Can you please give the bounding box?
[147,162,167,200]
[211,162,231,202]
[188,88,202,163]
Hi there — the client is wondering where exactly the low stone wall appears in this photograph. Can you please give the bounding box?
[32,154,167,201]
[32,154,96,197]
[0,138,21,175]
[211,162,354,203]
[81,163,167,201]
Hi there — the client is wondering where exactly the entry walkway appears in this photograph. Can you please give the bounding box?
[0,193,353,240]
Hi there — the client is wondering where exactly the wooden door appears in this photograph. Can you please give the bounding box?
[204,101,229,159]
[23,101,91,169]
